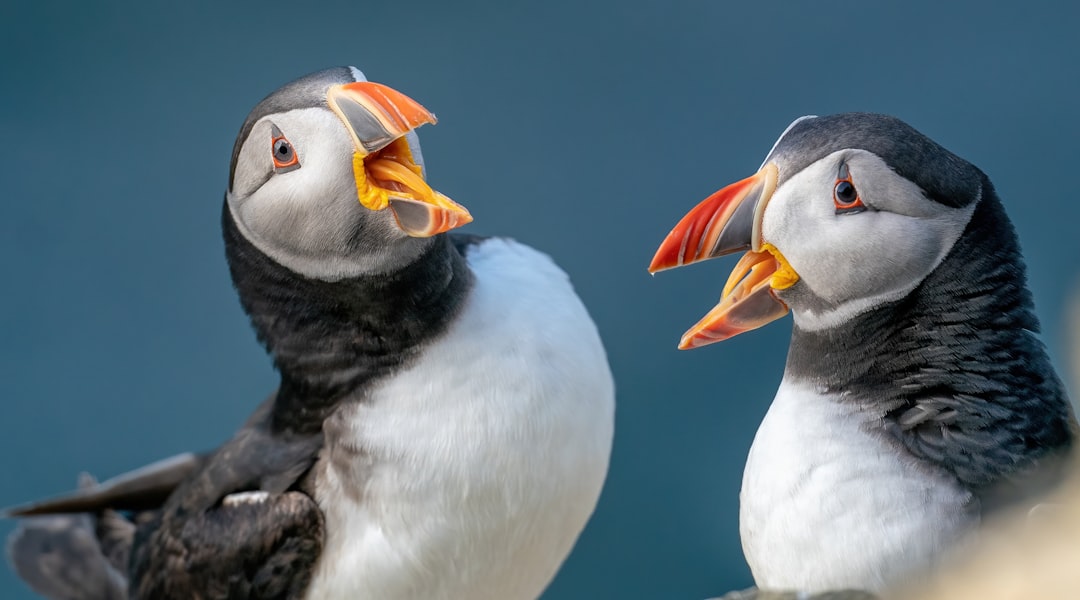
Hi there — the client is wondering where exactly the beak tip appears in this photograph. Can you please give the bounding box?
[647,252,680,274]
[647,256,671,273]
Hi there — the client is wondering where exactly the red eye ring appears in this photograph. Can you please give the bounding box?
[272,136,300,170]
[833,175,864,212]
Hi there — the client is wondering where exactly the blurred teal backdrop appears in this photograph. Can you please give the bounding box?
[2,1,1079,598]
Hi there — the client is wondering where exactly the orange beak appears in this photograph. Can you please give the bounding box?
[649,163,798,349]
[327,81,472,237]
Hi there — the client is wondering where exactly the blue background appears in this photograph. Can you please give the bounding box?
[2,1,1079,598]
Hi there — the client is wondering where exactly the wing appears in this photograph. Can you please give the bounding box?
[5,453,206,518]
[122,402,325,600]
[2,394,287,519]
[9,489,324,600]
[130,490,323,600]
[7,512,129,600]
[6,475,130,600]
[5,394,328,600]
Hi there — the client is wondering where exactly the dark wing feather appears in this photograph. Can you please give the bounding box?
[4,453,205,518]
[5,395,328,600]
[130,491,323,600]
[5,475,128,600]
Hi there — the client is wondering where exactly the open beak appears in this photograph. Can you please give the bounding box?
[648,163,798,349]
[327,81,472,237]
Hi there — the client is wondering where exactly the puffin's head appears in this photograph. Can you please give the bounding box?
[227,66,471,280]
[650,113,983,349]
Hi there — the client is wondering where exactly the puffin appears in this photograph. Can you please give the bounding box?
[649,113,1075,594]
[5,66,615,600]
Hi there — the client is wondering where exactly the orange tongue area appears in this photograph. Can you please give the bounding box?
[354,138,434,209]
[677,243,796,349]
[368,158,430,196]
[353,138,469,224]
[723,250,778,300]
[721,243,798,299]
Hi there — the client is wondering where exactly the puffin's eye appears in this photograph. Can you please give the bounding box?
[833,164,865,214]
[270,125,301,173]
[835,181,858,204]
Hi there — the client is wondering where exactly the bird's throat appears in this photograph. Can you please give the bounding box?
[221,203,475,434]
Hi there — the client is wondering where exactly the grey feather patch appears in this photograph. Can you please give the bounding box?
[7,515,128,600]
[95,508,134,575]
[6,475,129,600]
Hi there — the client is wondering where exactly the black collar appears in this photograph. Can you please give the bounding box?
[221,200,476,435]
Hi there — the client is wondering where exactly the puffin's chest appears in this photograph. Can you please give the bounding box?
[300,238,615,600]
[739,379,976,593]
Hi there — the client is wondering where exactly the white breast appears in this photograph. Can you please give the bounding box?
[304,238,615,600]
[740,378,976,593]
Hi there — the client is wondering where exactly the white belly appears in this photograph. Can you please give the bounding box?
[303,238,615,600]
[740,378,976,593]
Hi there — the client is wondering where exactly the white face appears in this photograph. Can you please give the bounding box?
[761,149,978,330]
[227,107,424,280]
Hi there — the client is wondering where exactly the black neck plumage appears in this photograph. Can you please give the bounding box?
[786,179,1074,491]
[221,201,475,436]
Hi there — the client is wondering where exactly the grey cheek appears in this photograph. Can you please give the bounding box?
[775,283,837,315]
[238,170,274,199]
[232,140,275,200]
